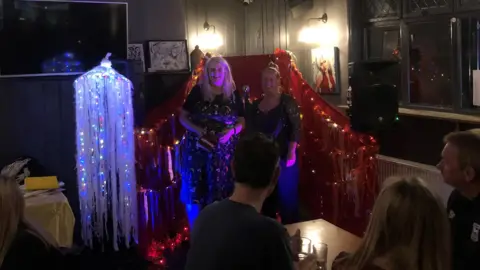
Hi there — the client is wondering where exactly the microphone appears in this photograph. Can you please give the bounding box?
[242,85,251,112]
[242,85,250,100]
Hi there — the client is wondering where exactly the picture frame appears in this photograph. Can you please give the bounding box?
[146,40,190,73]
[127,43,146,72]
[311,46,341,95]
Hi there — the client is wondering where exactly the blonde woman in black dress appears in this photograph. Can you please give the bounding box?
[179,56,245,229]
[246,62,301,224]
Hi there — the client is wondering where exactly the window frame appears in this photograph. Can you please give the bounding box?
[360,0,480,115]
[454,14,480,113]
[403,0,453,18]
[456,0,480,12]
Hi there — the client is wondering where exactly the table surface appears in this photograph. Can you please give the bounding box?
[25,190,68,206]
[285,219,361,270]
[25,191,75,247]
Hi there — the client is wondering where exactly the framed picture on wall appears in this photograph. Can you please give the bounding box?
[311,47,341,95]
[147,40,189,73]
[127,43,145,72]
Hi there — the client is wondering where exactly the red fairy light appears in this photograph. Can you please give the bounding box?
[136,49,379,267]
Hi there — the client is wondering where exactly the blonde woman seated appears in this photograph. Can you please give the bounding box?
[332,176,450,270]
[0,175,64,269]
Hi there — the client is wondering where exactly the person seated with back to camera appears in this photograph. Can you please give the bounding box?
[245,61,301,224]
[185,133,317,270]
[332,176,450,270]
[0,172,65,270]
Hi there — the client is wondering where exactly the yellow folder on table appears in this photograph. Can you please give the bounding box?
[25,176,59,190]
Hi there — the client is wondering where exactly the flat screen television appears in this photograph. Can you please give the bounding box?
[0,0,128,77]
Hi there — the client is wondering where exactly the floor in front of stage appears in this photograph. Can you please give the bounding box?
[65,243,188,270]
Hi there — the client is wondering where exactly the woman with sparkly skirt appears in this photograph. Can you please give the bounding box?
[179,56,245,229]
[246,62,301,224]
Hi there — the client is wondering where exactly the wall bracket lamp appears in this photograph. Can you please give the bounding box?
[308,13,328,23]
[203,21,216,32]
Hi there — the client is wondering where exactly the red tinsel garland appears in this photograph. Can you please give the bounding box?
[135,50,379,266]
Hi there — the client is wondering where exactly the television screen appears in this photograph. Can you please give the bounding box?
[0,0,128,77]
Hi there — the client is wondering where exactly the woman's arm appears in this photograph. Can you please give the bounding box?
[179,85,204,136]
[285,95,301,153]
[232,117,245,135]
[179,109,204,136]
[231,90,246,135]
[288,142,298,155]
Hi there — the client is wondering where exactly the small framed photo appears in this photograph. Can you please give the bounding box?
[147,40,189,73]
[311,46,341,95]
[127,43,146,72]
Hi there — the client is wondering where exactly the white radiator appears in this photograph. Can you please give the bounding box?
[376,155,453,206]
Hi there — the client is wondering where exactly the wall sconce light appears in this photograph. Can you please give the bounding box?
[203,21,216,32]
[308,13,328,23]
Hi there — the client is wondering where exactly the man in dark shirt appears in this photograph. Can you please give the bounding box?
[438,129,480,270]
[185,133,316,270]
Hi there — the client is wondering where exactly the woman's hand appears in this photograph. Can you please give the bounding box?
[297,254,317,270]
[194,127,205,137]
[286,150,296,167]
[290,229,302,255]
[218,128,234,144]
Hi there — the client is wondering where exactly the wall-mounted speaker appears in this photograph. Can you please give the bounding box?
[348,60,400,133]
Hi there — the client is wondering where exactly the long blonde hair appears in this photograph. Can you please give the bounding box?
[339,176,450,270]
[0,175,57,267]
[200,56,236,101]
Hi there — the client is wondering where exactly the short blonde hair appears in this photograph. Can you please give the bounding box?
[337,176,450,270]
[200,56,235,101]
[443,129,480,176]
[262,62,281,78]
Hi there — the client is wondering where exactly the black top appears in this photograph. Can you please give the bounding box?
[185,199,295,270]
[2,224,64,270]
[183,85,245,118]
[246,94,301,159]
[447,190,480,270]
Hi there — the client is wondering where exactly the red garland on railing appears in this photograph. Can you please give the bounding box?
[272,49,379,233]
[134,50,379,266]
[135,60,205,267]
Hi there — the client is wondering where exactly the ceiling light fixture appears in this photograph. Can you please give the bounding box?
[308,13,328,23]
[203,21,216,32]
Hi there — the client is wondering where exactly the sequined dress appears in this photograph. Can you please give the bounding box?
[180,85,245,205]
[245,93,301,223]
[246,93,301,159]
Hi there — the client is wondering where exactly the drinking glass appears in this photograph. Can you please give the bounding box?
[313,243,328,270]
[300,237,312,254]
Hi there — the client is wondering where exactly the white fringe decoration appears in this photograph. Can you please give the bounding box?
[74,53,137,250]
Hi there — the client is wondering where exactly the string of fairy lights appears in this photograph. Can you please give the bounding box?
[134,50,378,265]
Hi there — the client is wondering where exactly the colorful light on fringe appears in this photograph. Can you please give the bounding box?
[147,225,189,266]
[134,49,378,261]
[271,48,378,228]
[74,54,137,250]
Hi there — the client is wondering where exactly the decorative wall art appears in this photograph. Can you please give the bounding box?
[127,43,145,72]
[311,47,340,94]
[147,40,189,73]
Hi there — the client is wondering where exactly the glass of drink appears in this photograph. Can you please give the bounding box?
[300,237,312,255]
[313,243,328,270]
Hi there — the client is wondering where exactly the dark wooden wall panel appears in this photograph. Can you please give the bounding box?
[0,77,80,237]
[0,72,184,242]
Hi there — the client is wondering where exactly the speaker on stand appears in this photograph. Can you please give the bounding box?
[347,60,400,145]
